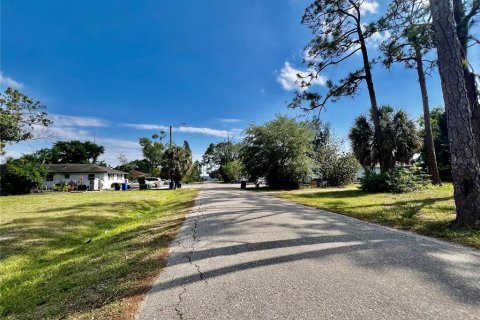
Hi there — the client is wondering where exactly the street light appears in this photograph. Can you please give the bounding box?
[168,123,187,189]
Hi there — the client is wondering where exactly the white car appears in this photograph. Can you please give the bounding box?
[145,177,162,188]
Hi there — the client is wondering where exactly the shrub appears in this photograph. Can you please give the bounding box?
[386,167,429,193]
[318,153,359,187]
[360,166,429,193]
[0,157,47,195]
[360,170,390,192]
[241,115,313,189]
[52,181,68,192]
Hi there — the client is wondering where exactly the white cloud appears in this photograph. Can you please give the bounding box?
[95,137,143,165]
[366,30,391,48]
[177,126,231,137]
[42,126,92,140]
[218,118,241,123]
[0,71,23,89]
[123,124,168,130]
[123,124,243,138]
[360,0,379,14]
[277,62,327,91]
[50,114,109,127]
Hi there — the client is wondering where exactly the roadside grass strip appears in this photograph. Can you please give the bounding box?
[0,189,198,319]
[279,184,480,248]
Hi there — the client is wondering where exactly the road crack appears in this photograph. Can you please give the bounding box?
[174,197,208,319]
[174,287,186,319]
[187,198,208,284]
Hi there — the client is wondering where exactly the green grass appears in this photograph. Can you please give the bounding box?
[278,184,480,248]
[0,189,198,320]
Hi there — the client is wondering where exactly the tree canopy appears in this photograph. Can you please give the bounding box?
[161,141,193,186]
[202,141,242,181]
[139,132,166,175]
[33,140,105,164]
[349,106,419,171]
[310,120,359,186]
[0,156,47,195]
[290,0,381,111]
[0,87,52,154]
[241,115,313,189]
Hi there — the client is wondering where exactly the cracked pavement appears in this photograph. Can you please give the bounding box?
[136,183,480,320]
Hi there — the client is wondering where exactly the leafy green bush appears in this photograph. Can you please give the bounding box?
[52,181,68,192]
[386,167,429,193]
[241,115,313,189]
[317,153,359,187]
[310,119,359,187]
[139,184,151,190]
[360,167,429,193]
[360,170,390,192]
[0,157,47,195]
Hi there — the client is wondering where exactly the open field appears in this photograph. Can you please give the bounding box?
[0,189,198,319]
[278,183,480,248]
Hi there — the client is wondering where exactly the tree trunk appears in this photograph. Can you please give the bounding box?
[414,48,442,185]
[358,28,385,172]
[452,0,480,162]
[430,0,480,227]
[464,68,480,161]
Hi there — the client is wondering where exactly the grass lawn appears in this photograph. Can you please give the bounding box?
[278,183,480,248]
[0,189,198,320]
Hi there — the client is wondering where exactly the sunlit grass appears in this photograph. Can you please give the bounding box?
[0,189,198,319]
[278,183,479,248]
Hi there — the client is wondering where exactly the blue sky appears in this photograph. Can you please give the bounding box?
[1,0,478,165]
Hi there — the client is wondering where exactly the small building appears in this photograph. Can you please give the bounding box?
[43,164,128,190]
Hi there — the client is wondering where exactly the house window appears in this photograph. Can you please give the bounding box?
[46,174,54,181]
[88,174,95,180]
[64,174,70,179]
[108,174,113,179]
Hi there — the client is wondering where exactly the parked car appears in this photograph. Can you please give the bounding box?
[128,180,140,190]
[255,177,266,187]
[145,177,162,188]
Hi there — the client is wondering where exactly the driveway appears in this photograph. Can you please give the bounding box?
[137,183,480,320]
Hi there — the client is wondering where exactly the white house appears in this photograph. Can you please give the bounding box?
[43,164,128,190]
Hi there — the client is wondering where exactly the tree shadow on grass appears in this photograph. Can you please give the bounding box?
[292,189,367,199]
[0,197,195,320]
[287,189,455,229]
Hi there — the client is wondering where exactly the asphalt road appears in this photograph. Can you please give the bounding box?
[137,183,480,320]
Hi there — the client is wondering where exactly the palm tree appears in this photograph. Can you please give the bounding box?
[349,106,419,172]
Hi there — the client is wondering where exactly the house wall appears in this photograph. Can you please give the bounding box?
[43,172,126,190]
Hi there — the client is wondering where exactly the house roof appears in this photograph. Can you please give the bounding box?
[44,164,128,174]
[130,170,147,178]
